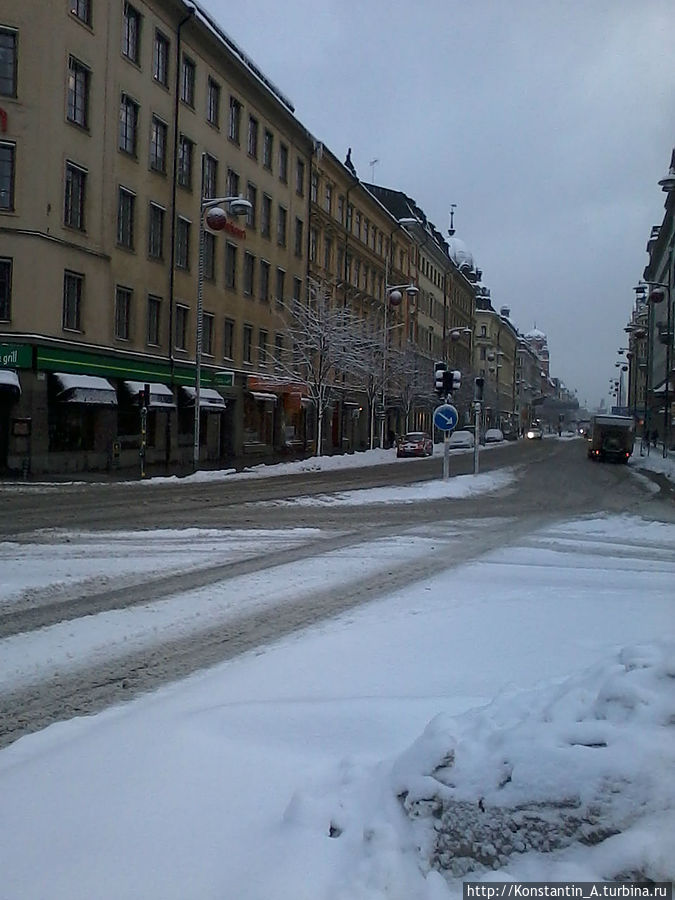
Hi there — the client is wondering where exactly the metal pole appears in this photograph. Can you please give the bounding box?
[193,207,205,471]
[473,402,480,474]
[443,430,450,480]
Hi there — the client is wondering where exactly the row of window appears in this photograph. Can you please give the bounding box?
[57,5,307,193]
[60,154,305,267]
[62,268,289,368]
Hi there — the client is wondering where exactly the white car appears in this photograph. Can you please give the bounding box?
[484,428,504,443]
[448,429,475,448]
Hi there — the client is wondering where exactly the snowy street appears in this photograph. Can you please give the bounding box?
[0,439,674,898]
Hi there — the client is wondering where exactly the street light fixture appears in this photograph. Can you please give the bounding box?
[193,194,252,471]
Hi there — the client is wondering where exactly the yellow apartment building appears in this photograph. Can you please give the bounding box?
[0,0,313,474]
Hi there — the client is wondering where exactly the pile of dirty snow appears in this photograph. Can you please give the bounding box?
[295,643,675,894]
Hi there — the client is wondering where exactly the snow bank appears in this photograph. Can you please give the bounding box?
[294,642,675,894]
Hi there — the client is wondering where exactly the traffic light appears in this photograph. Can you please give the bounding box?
[450,370,461,391]
[138,383,150,408]
[474,376,484,401]
[434,361,447,395]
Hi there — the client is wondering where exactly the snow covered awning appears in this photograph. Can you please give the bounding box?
[53,373,117,406]
[180,386,228,411]
[123,381,175,409]
[249,391,278,404]
[0,368,21,397]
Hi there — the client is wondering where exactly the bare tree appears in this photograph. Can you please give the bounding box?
[277,286,375,456]
[390,344,434,433]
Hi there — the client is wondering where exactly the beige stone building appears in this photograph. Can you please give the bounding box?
[473,298,519,432]
[308,147,423,448]
[0,0,313,474]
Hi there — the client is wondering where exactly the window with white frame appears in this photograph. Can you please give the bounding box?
[277,205,287,247]
[259,260,270,302]
[64,162,87,230]
[67,56,89,127]
[275,267,285,306]
[262,129,273,169]
[294,218,303,257]
[243,251,255,296]
[177,134,193,188]
[70,0,91,26]
[223,317,234,359]
[117,186,135,249]
[202,154,218,199]
[148,202,164,259]
[118,93,139,155]
[0,142,15,209]
[0,28,17,97]
[180,55,195,106]
[228,96,241,143]
[175,304,188,350]
[202,313,214,356]
[207,77,220,126]
[261,194,271,238]
[278,142,288,183]
[175,216,190,269]
[247,116,258,158]
[122,3,141,64]
[149,115,167,172]
[63,270,83,331]
[243,324,253,363]
[153,30,169,85]
[147,294,161,346]
[258,329,268,366]
[246,183,257,228]
[225,242,237,289]
[115,285,132,340]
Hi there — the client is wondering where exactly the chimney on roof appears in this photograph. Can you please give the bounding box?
[500,306,511,318]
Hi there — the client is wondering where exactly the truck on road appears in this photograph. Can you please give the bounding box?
[587,415,634,463]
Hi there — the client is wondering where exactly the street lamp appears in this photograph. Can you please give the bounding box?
[193,195,252,471]
[378,215,419,447]
[380,281,419,446]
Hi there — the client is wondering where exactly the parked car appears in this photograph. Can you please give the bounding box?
[447,430,475,449]
[396,431,433,458]
[484,428,504,443]
[525,424,544,440]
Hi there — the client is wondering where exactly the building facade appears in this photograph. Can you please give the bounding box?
[0,0,313,474]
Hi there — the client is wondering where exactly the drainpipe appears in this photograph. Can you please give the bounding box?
[168,5,195,383]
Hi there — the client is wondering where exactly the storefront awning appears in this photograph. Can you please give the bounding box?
[53,373,117,406]
[249,391,278,403]
[0,369,21,397]
[123,380,176,409]
[181,386,228,411]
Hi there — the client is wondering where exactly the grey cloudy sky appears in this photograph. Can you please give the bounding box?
[200,0,674,408]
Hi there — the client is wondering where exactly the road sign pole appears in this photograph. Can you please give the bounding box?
[443,431,450,480]
[473,401,481,475]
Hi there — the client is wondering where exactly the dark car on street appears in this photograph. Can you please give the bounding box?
[396,432,433,458]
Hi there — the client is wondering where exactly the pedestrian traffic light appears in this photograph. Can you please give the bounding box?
[434,361,447,395]
[474,376,484,401]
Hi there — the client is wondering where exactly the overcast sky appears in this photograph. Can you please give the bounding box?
[200,0,674,408]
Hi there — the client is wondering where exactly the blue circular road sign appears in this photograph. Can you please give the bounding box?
[433,403,459,432]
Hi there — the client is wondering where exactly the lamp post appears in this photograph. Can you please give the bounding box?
[193,195,251,471]
[381,282,418,446]
[377,216,418,447]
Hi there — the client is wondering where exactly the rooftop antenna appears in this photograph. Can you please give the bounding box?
[369,158,379,181]
[448,203,457,236]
